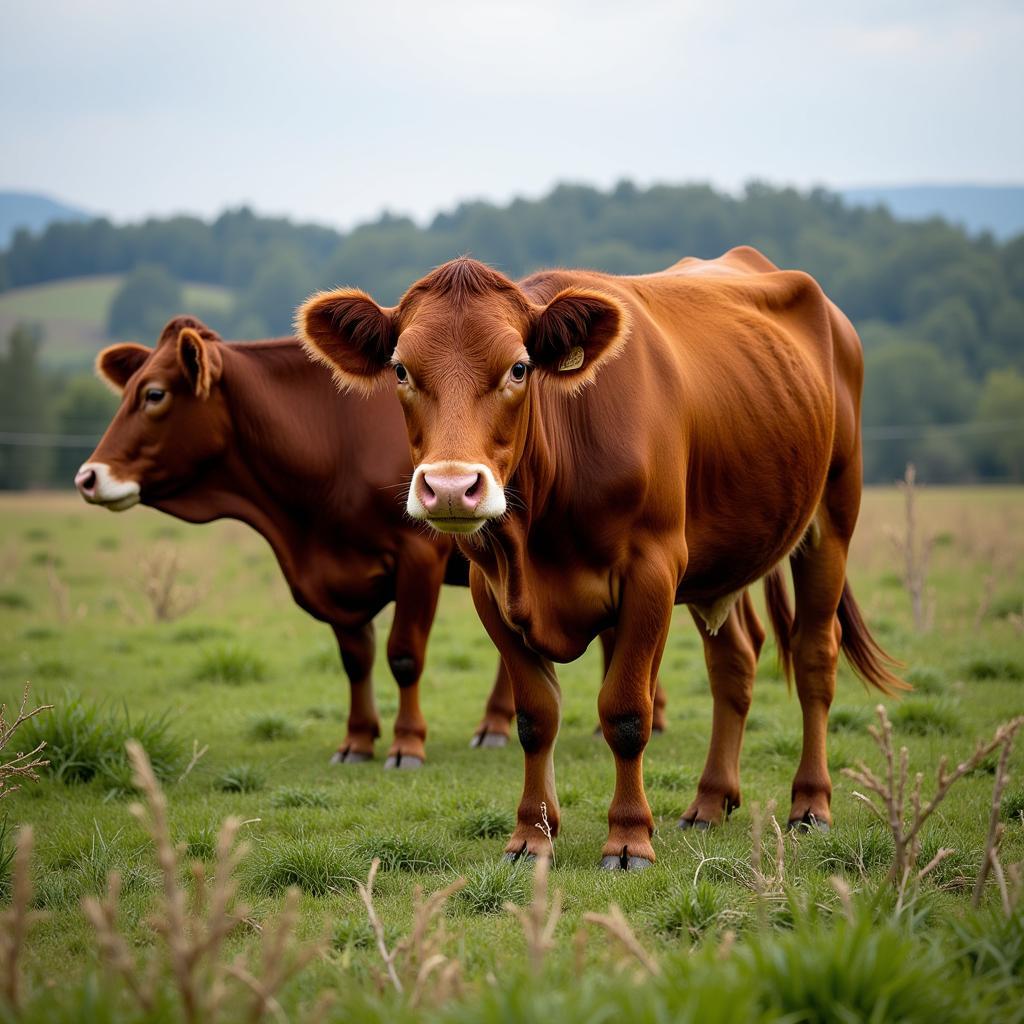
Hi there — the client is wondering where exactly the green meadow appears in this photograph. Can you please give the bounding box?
[1,487,1023,1022]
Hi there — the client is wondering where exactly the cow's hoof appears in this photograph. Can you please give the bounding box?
[330,750,372,765]
[383,754,423,770]
[470,731,508,749]
[502,843,536,864]
[599,852,653,872]
[678,817,712,831]
[787,812,830,833]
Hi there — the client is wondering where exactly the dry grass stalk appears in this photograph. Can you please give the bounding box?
[582,904,661,977]
[356,857,466,1006]
[139,544,204,623]
[843,705,1024,907]
[0,684,52,800]
[46,564,72,624]
[505,855,561,975]
[884,463,936,632]
[973,574,996,629]
[80,740,320,1023]
[176,739,210,784]
[749,800,786,898]
[0,826,42,1013]
[535,801,555,865]
[971,726,1020,913]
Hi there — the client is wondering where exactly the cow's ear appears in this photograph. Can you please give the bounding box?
[526,288,630,393]
[96,343,151,393]
[296,288,397,394]
[177,327,221,399]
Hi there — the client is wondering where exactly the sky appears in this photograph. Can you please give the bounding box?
[2,0,1022,229]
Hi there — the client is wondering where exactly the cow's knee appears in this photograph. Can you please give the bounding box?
[603,712,648,760]
[516,710,556,754]
[388,654,420,689]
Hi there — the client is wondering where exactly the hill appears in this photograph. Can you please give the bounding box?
[840,184,1024,240]
[0,191,91,248]
[0,275,234,370]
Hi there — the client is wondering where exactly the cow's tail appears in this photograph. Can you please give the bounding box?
[762,568,908,696]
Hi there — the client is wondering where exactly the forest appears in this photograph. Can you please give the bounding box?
[1,180,1022,487]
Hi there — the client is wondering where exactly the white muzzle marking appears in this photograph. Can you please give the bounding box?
[76,462,141,512]
[407,461,506,534]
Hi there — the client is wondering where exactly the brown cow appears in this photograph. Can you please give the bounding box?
[74,315,519,765]
[299,246,904,869]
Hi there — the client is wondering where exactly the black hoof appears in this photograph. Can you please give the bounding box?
[383,754,423,770]
[330,749,372,765]
[502,842,536,864]
[470,731,509,749]
[787,812,830,833]
[678,818,711,831]
[599,849,653,872]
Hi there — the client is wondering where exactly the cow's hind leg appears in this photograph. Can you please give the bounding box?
[680,591,764,828]
[470,660,515,748]
[788,480,859,830]
[383,542,446,769]
[331,622,380,763]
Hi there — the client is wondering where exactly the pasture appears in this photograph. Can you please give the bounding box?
[2,486,1023,1022]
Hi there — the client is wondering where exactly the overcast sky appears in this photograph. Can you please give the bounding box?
[3,0,1022,228]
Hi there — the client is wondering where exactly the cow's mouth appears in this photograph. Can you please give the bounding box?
[424,516,488,535]
[75,462,141,512]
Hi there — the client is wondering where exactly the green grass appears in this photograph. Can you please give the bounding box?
[1,488,1023,1020]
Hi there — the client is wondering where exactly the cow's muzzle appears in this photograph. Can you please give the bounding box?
[74,462,141,511]
[407,461,506,534]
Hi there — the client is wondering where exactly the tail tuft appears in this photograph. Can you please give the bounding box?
[837,580,909,695]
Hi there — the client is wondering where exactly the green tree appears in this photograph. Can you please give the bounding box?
[972,369,1024,481]
[107,264,183,340]
[0,324,50,489]
[50,374,119,486]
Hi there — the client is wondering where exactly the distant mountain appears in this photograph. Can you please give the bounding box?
[0,191,92,248]
[839,184,1024,240]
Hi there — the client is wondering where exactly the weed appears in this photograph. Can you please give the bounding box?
[248,833,357,896]
[194,644,267,684]
[248,713,297,742]
[213,765,265,793]
[270,786,332,810]
[450,859,531,915]
[891,699,960,736]
[457,806,514,839]
[0,591,30,610]
[963,654,1024,681]
[348,830,460,873]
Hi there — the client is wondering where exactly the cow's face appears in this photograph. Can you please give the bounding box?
[75,317,230,511]
[299,259,628,535]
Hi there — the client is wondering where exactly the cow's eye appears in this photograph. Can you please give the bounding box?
[144,387,165,404]
[510,362,528,383]
[394,363,408,384]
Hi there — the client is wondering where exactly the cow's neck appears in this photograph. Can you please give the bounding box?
[155,341,343,577]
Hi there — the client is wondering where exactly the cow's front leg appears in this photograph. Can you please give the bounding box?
[331,622,380,763]
[598,557,675,870]
[598,629,669,734]
[471,569,561,859]
[383,540,446,769]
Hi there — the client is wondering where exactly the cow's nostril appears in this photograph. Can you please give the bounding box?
[83,470,96,489]
[420,476,437,500]
[75,468,97,494]
[465,474,482,500]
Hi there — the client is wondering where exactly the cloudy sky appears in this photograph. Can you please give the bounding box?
[3,0,1022,228]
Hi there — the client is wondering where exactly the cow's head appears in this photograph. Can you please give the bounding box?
[75,316,229,510]
[298,258,628,534]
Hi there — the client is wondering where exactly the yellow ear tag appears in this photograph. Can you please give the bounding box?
[558,346,584,372]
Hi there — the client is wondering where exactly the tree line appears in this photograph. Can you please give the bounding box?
[1,181,1022,487]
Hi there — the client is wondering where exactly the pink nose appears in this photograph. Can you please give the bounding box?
[417,472,483,515]
[75,467,97,498]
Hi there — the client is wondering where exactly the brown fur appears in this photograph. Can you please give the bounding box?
[87,316,517,762]
[301,248,901,857]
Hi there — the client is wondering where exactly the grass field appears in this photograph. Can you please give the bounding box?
[1,487,1023,1021]
[0,276,234,370]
